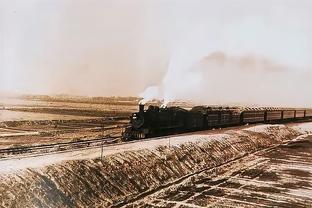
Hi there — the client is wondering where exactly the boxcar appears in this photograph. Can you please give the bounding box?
[305,110,312,118]
[266,110,282,121]
[229,110,241,125]
[208,111,220,127]
[295,110,305,118]
[220,111,231,126]
[242,110,265,123]
[283,110,295,119]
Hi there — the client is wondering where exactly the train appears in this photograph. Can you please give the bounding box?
[123,104,312,140]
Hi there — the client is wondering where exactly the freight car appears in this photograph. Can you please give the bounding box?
[123,104,312,140]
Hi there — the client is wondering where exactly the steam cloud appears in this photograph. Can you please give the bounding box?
[139,1,312,108]
[140,52,312,107]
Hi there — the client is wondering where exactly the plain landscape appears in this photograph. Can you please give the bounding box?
[0,96,312,207]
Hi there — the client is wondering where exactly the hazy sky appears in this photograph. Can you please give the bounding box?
[0,0,312,98]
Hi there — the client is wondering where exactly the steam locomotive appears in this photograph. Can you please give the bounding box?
[123,104,312,140]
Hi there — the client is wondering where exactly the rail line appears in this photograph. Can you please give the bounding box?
[0,122,255,160]
[0,125,127,158]
[1,120,311,160]
[0,137,119,157]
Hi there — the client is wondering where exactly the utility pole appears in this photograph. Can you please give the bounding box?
[168,137,171,149]
[101,140,104,160]
[101,127,105,161]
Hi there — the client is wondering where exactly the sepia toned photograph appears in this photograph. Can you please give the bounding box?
[0,0,312,207]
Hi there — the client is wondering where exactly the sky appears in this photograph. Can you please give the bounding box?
[0,0,312,105]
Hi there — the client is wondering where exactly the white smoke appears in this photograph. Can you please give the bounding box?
[139,86,161,104]
[139,11,312,107]
[140,51,312,107]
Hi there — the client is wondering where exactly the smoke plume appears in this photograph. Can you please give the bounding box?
[139,0,312,107]
[140,52,312,107]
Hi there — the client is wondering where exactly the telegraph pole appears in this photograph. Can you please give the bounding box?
[101,127,105,160]
[168,137,171,149]
[101,140,104,160]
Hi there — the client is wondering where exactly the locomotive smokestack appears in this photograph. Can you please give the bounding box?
[139,104,144,113]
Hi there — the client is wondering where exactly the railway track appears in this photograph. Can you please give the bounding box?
[0,122,209,159]
[1,120,310,160]
[0,125,127,158]
[0,123,284,159]
[0,136,120,158]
